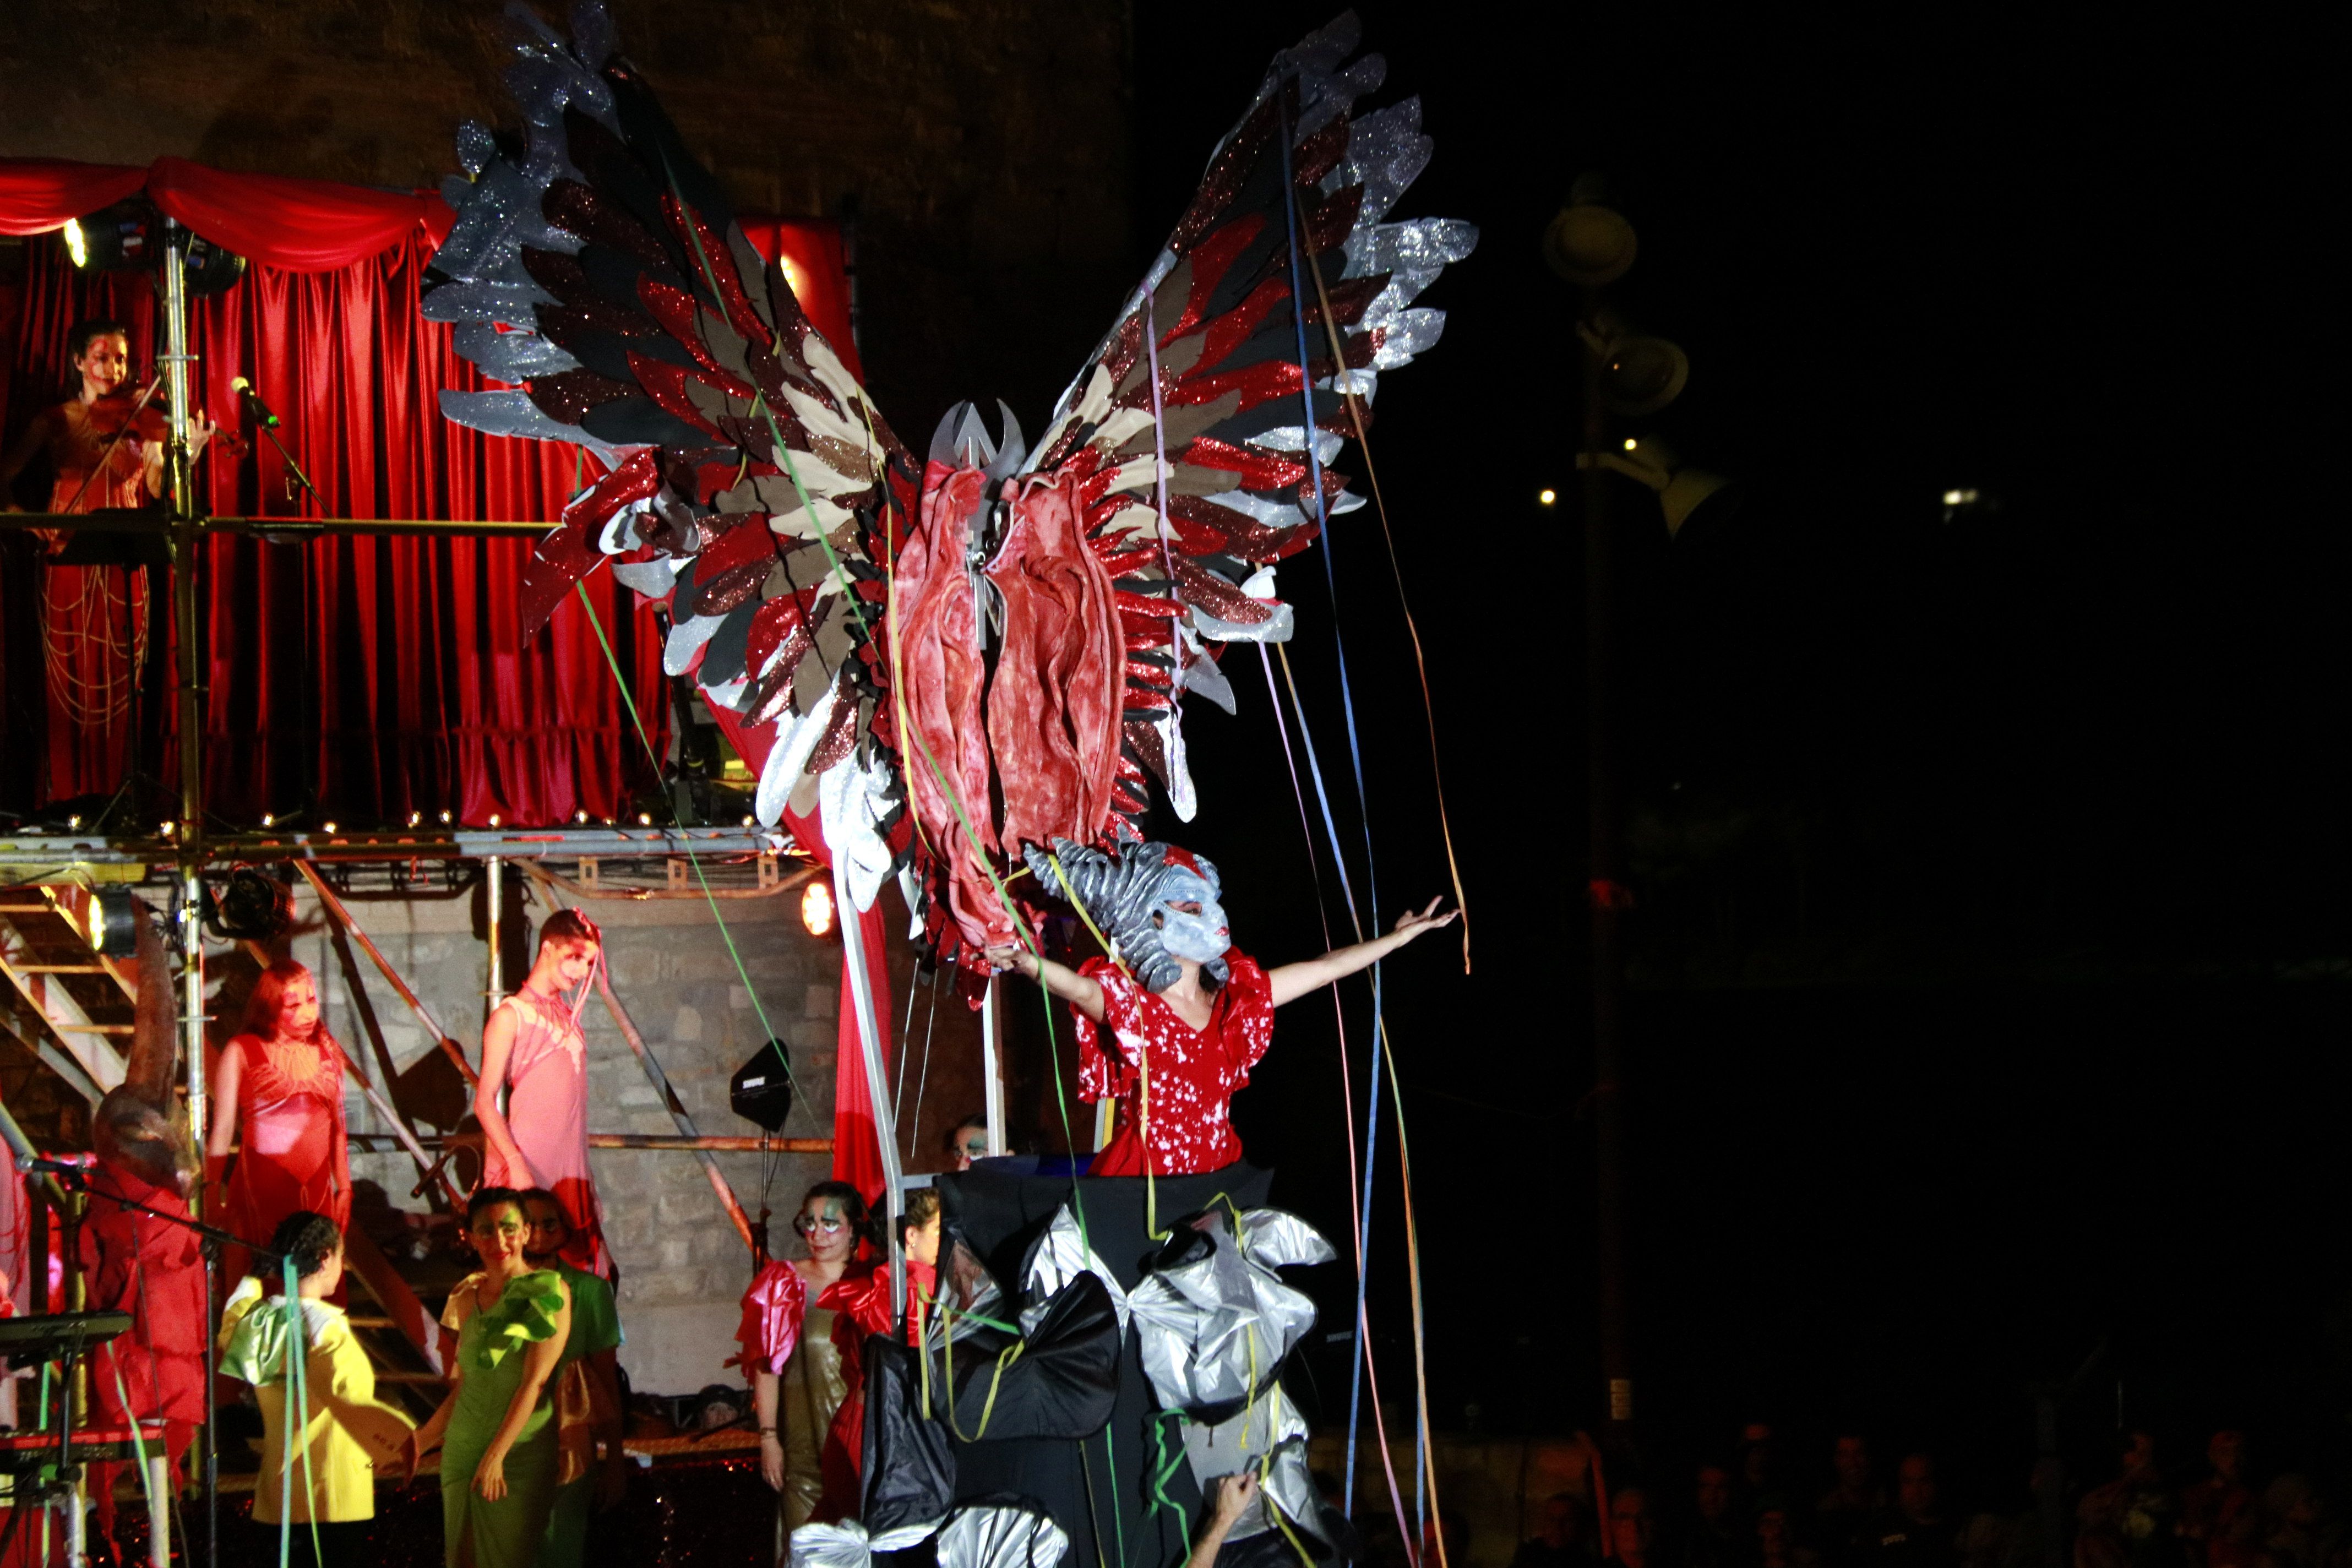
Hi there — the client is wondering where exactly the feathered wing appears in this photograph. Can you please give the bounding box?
[1021,10,1477,835]
[423,1,917,834]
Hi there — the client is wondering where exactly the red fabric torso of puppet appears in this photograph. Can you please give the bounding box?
[984,471,1126,855]
[1073,951,1274,1177]
[896,460,1012,953]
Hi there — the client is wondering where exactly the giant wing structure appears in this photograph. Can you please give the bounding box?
[423,2,916,841]
[1017,12,1477,832]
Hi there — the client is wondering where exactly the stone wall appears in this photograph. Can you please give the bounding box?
[235,870,981,1397]
[0,0,1137,439]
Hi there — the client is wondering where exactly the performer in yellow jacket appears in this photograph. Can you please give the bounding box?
[219,1211,409,1568]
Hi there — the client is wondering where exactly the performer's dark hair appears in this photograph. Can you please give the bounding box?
[801,1179,875,1254]
[943,1114,986,1155]
[899,1187,940,1242]
[518,1186,569,1237]
[536,907,602,955]
[267,1210,343,1280]
[467,1186,531,1227]
[66,318,129,362]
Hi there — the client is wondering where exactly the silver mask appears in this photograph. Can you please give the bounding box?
[1023,837,1231,993]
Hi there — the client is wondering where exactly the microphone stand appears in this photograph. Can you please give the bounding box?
[239,389,324,515]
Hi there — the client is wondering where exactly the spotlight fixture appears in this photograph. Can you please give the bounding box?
[205,865,294,941]
[64,198,246,298]
[440,810,453,825]
[1599,335,1690,417]
[1578,436,1738,540]
[1538,489,1557,507]
[800,879,837,939]
[1543,177,1638,287]
[261,813,275,828]
[407,811,422,827]
[322,821,337,834]
[488,813,502,827]
[638,812,653,826]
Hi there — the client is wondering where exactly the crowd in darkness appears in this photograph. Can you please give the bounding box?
[1495,1426,2338,1568]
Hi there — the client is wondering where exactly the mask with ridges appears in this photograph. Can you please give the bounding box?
[1023,837,1231,993]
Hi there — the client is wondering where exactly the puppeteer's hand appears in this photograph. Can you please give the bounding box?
[759,1429,786,1491]
[1390,896,1458,943]
[1210,1471,1260,1529]
[983,944,1039,980]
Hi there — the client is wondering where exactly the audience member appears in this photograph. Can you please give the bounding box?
[1515,1491,1597,1568]
[2183,1432,2259,1568]
[1818,1436,1888,1568]
[2258,1475,2348,1568]
[1757,1499,1819,1568]
[2077,1432,2181,1568]
[1865,1455,1957,1568]
[1616,1487,1660,1568]
[1683,1466,1743,1568]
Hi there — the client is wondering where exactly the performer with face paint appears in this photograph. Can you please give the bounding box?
[985,839,1456,1177]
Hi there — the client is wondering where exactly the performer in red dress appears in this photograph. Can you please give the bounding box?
[988,838,1455,1177]
[476,910,610,1276]
[733,1182,894,1538]
[0,320,215,800]
[207,961,352,1281]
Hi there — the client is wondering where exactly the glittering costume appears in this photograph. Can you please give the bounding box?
[733,1260,894,1532]
[481,992,606,1275]
[426,3,1472,973]
[221,1032,352,1261]
[444,1271,567,1568]
[1074,953,1272,1177]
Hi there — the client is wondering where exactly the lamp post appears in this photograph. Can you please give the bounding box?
[1547,176,1732,1443]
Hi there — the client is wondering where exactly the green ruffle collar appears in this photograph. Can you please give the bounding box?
[471,1268,566,1370]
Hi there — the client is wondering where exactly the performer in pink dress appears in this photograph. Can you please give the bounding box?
[207,961,352,1281]
[476,910,609,1277]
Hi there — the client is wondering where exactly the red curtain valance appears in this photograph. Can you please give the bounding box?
[0,157,859,373]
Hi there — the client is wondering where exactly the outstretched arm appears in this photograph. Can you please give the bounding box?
[1266,898,1457,1009]
[983,944,1106,1025]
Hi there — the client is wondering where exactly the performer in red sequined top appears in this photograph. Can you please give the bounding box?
[989,838,1455,1177]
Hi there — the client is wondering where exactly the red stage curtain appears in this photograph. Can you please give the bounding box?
[2,231,668,825]
[0,153,856,826]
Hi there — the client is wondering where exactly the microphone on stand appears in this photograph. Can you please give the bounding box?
[15,1151,97,1174]
[231,375,281,429]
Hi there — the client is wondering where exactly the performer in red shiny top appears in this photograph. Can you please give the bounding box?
[988,838,1455,1177]
[207,961,352,1282]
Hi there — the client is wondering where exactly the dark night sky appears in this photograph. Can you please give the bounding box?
[1081,0,2352,1495]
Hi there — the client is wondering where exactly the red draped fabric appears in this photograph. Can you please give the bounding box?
[0,155,857,825]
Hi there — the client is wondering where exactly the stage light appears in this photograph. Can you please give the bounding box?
[407,811,421,827]
[1601,335,1690,417]
[1539,488,1557,506]
[729,1041,796,1132]
[1624,439,1639,451]
[207,865,293,941]
[800,879,836,939]
[159,820,175,837]
[67,814,81,830]
[741,815,755,828]
[1543,179,1637,287]
[1579,436,1738,540]
[262,813,275,828]
[488,813,502,827]
[439,810,453,825]
[638,812,653,826]
[63,198,161,272]
[574,811,589,824]
[322,821,337,834]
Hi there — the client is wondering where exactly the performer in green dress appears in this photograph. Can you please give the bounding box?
[405,1188,574,1568]
[520,1187,627,1568]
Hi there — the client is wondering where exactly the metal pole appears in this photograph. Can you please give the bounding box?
[160,222,222,1568]
[293,861,477,1085]
[485,854,505,1021]
[834,871,904,1326]
[1582,288,1634,1439]
[981,978,1006,1157]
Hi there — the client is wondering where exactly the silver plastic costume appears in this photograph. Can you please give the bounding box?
[1022,837,1231,993]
